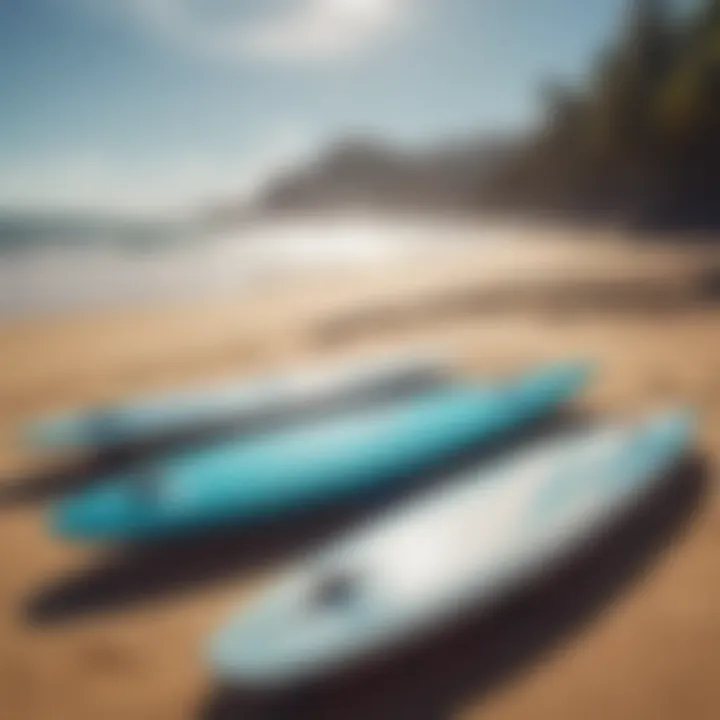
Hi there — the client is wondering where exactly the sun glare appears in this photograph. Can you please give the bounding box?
[328,0,397,20]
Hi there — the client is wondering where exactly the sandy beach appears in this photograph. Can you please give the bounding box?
[1,230,719,720]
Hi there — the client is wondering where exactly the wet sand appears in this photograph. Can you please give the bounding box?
[1,231,719,719]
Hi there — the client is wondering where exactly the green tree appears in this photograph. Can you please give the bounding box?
[485,0,720,227]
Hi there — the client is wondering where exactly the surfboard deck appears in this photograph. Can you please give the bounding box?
[208,411,694,689]
[50,362,591,543]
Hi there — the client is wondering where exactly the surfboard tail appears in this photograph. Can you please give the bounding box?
[26,414,90,450]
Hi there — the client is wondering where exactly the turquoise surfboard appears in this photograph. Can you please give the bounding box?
[27,350,448,451]
[209,411,694,688]
[50,362,590,543]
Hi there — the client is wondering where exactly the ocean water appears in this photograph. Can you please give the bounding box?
[0,218,479,318]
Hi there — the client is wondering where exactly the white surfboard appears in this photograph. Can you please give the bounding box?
[208,411,694,688]
[28,348,449,451]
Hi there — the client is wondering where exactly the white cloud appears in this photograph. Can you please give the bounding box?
[125,0,417,64]
[240,0,411,61]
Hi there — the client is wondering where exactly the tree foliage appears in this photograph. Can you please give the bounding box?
[487,0,720,227]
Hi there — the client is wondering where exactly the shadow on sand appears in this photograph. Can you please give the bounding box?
[199,454,709,720]
[24,413,584,625]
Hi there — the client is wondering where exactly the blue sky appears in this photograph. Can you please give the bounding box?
[0,0,630,213]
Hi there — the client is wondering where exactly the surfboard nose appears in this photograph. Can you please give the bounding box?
[517,359,594,410]
[642,410,696,455]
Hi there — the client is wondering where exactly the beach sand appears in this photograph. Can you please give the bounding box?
[1,230,719,719]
